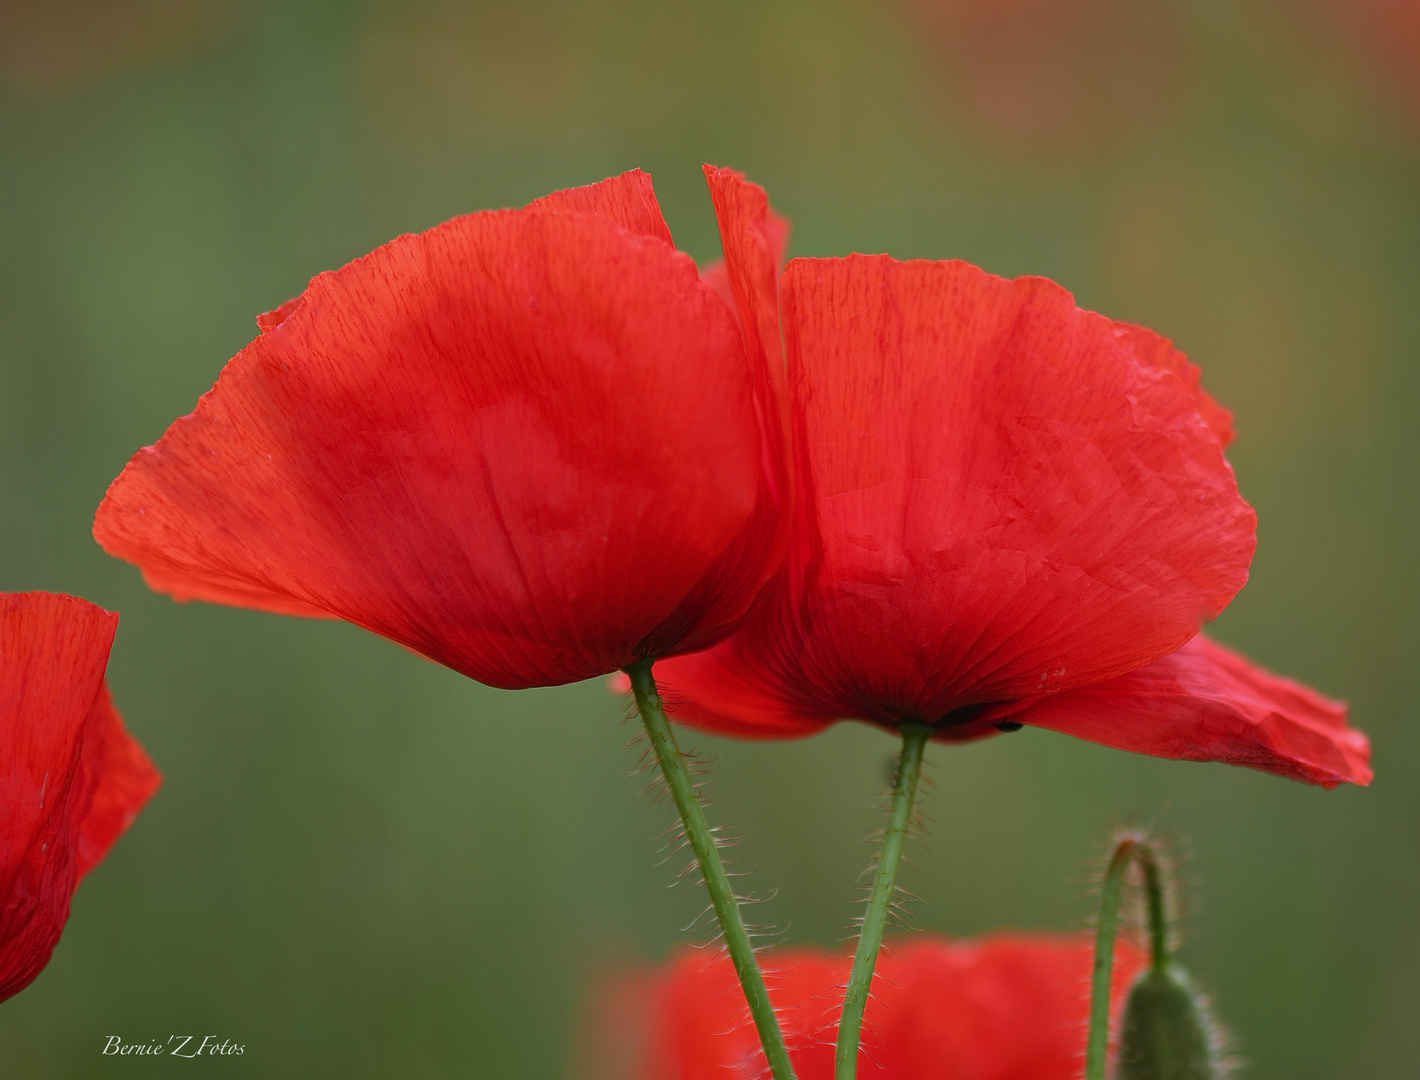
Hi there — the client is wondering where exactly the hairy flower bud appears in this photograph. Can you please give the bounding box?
[1117,964,1222,1080]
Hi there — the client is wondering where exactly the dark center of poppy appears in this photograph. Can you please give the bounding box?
[931,702,1024,734]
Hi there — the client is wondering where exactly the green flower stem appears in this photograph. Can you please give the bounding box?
[1085,836,1167,1080]
[625,660,796,1080]
[1141,852,1168,973]
[834,722,932,1080]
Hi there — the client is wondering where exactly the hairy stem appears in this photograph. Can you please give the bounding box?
[834,723,931,1080]
[625,659,796,1080]
[1141,852,1168,973]
[1085,836,1167,1080]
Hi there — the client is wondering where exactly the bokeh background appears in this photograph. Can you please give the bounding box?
[1,0,1417,1076]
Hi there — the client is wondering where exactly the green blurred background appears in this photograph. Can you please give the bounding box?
[1,0,1416,1076]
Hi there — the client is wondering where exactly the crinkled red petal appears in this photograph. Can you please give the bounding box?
[666,255,1255,730]
[1113,320,1235,447]
[524,168,675,245]
[256,170,674,336]
[702,164,790,377]
[255,295,304,334]
[1013,634,1371,787]
[0,592,159,1002]
[95,175,784,689]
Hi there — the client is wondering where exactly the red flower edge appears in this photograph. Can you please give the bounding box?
[1003,634,1371,788]
[0,592,161,1001]
[659,633,1369,787]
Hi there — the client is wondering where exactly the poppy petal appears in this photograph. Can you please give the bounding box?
[73,684,163,879]
[1011,634,1371,787]
[255,293,304,334]
[95,192,776,688]
[611,933,1146,1079]
[657,641,834,740]
[697,257,736,310]
[1113,321,1235,447]
[785,255,1255,711]
[702,164,790,376]
[523,168,675,245]
[634,167,797,660]
[871,934,1146,1080]
[667,256,1256,730]
[0,592,159,1002]
[258,171,675,338]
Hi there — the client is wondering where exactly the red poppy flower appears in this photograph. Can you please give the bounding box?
[655,255,1370,787]
[93,168,790,689]
[1,591,161,1001]
[589,933,1146,1079]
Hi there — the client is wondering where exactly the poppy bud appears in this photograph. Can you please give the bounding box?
[1117,963,1222,1080]
[1086,835,1232,1080]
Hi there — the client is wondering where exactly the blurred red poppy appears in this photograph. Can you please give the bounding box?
[1281,0,1420,135]
[94,167,790,689]
[0,591,161,1001]
[586,933,1146,1080]
[656,255,1370,788]
[0,0,232,97]
[899,0,1187,153]
[1340,0,1420,129]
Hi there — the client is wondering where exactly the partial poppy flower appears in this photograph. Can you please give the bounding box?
[586,933,1146,1079]
[94,167,790,689]
[1,591,161,1001]
[656,254,1370,787]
